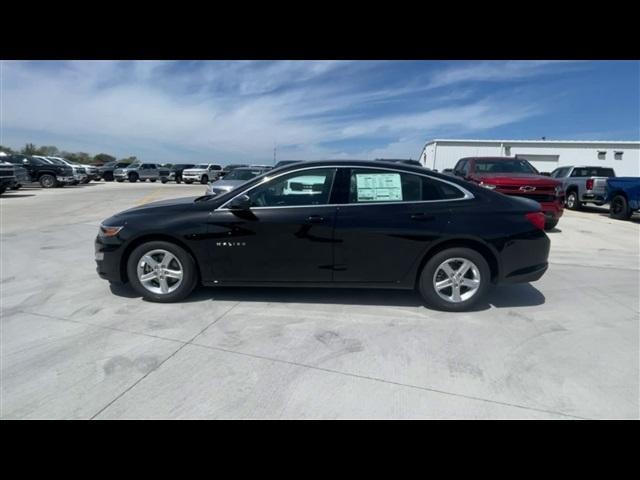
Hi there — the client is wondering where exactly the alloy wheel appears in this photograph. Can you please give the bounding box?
[432,257,481,303]
[136,249,184,295]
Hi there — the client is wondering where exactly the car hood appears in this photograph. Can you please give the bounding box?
[183,168,207,173]
[117,196,198,216]
[472,173,560,186]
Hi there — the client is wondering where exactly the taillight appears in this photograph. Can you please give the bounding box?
[586,178,594,190]
[525,212,545,230]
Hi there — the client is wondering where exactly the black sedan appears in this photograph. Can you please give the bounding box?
[95,160,550,311]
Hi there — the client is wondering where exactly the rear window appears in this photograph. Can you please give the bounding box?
[570,167,615,177]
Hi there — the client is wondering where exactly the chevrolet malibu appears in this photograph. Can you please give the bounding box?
[95,160,550,312]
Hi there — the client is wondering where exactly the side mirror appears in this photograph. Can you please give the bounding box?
[227,194,251,211]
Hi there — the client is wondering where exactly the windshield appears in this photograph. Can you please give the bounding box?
[475,159,537,174]
[46,158,66,166]
[224,169,264,180]
[194,164,209,169]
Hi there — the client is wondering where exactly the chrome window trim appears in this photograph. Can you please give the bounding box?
[217,165,474,211]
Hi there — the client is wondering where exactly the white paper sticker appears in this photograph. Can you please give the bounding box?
[356,173,403,202]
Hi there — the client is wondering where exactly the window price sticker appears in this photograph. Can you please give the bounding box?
[356,173,403,202]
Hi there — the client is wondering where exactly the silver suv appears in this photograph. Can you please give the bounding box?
[114,162,164,183]
[182,163,222,184]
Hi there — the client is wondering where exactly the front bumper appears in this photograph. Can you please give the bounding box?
[182,174,202,181]
[56,175,75,183]
[95,236,126,283]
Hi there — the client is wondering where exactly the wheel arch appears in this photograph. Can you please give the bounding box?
[413,237,501,288]
[119,233,203,284]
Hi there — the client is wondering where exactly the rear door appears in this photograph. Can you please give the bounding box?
[332,167,467,283]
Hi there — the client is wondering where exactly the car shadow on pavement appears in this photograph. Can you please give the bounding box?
[0,193,36,198]
[110,281,545,310]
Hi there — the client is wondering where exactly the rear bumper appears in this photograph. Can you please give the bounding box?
[581,192,607,204]
[501,262,548,284]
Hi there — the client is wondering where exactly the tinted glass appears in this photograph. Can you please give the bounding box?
[247,168,335,207]
[195,164,209,169]
[570,167,615,177]
[348,169,464,203]
[224,169,264,181]
[474,159,536,174]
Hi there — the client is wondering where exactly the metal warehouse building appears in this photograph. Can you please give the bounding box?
[419,139,640,177]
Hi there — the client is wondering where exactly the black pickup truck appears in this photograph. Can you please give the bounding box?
[2,154,75,188]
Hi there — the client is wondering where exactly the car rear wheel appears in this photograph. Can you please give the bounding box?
[418,247,490,312]
[127,241,198,303]
[150,178,157,182]
[128,173,139,183]
[161,178,168,184]
[544,219,559,230]
[39,174,57,188]
[566,190,581,210]
[610,195,632,220]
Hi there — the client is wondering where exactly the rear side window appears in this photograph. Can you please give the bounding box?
[348,169,464,203]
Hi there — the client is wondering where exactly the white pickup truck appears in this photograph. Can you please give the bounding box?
[550,165,615,210]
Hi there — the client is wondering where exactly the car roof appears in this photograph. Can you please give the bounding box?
[270,159,468,184]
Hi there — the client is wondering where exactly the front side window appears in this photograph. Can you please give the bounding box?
[348,169,464,204]
[247,168,336,207]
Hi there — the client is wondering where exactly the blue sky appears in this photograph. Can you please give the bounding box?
[1,60,638,163]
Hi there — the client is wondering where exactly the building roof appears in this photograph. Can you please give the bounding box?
[424,139,640,147]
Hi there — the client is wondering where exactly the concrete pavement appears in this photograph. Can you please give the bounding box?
[1,181,638,419]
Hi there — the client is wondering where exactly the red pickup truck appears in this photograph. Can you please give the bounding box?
[451,156,564,230]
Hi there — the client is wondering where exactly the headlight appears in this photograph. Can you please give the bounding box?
[480,182,496,190]
[99,225,123,237]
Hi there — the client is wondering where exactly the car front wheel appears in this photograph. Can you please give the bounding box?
[544,219,559,230]
[418,247,491,312]
[127,241,198,303]
[39,174,58,188]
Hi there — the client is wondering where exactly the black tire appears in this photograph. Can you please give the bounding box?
[200,175,209,185]
[418,247,491,312]
[610,194,632,220]
[176,177,182,184]
[104,172,114,181]
[10,184,20,190]
[161,178,168,184]
[39,174,58,188]
[128,172,139,183]
[116,179,124,183]
[184,180,193,184]
[150,178,157,183]
[0,186,6,195]
[127,241,198,303]
[565,190,581,210]
[544,219,559,230]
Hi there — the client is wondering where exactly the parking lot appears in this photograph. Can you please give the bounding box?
[1,181,638,419]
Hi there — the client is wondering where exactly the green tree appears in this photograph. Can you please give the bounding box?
[22,143,38,155]
[119,156,137,164]
[0,145,16,154]
[37,145,59,156]
[94,153,116,165]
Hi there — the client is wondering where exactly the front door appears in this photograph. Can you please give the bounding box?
[207,167,338,283]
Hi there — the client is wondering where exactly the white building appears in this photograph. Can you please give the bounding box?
[419,139,640,177]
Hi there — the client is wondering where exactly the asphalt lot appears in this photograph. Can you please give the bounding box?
[1,181,638,419]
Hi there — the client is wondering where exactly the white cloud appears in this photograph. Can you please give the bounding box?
[0,60,550,162]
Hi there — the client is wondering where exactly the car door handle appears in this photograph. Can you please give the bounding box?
[410,213,435,221]
[307,215,325,223]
